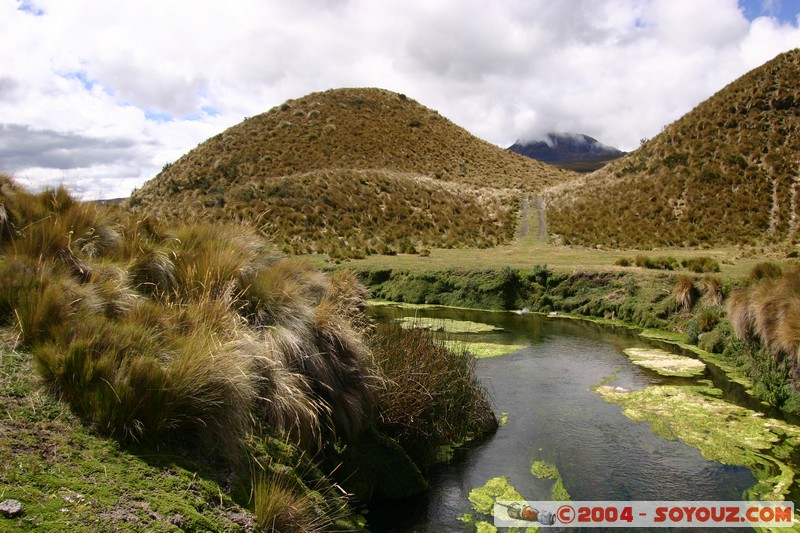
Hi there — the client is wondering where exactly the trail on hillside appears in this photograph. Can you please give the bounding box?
[535,195,547,238]
[519,195,530,238]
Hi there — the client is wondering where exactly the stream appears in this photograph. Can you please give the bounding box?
[365,304,773,532]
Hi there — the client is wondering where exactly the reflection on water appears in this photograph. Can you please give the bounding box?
[367,305,757,532]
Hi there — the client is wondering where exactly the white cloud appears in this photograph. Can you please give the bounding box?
[0,0,797,198]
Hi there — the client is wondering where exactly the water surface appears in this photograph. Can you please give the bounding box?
[367,306,756,532]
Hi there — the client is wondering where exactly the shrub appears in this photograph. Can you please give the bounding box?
[681,256,720,273]
[635,255,678,270]
[369,322,496,470]
[697,309,720,332]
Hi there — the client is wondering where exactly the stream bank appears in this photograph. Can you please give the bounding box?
[356,265,800,418]
[366,303,797,532]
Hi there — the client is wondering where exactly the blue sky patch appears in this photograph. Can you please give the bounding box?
[62,71,97,91]
[739,0,799,24]
[144,110,174,123]
[17,0,44,16]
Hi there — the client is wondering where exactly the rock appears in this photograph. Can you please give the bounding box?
[0,499,23,518]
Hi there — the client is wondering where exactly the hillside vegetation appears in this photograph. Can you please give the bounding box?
[128,88,576,257]
[0,177,496,530]
[546,48,800,249]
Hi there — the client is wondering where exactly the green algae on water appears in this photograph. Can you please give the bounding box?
[445,340,526,358]
[595,384,800,501]
[530,461,559,480]
[639,329,753,390]
[499,412,509,427]
[396,317,502,333]
[623,347,705,377]
[531,460,571,501]
[462,476,540,533]
[468,476,527,514]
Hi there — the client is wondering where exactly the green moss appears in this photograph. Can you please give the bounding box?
[1,349,365,531]
[499,412,509,427]
[598,368,621,386]
[640,329,686,343]
[594,384,800,501]
[623,347,706,377]
[367,299,444,310]
[0,355,252,531]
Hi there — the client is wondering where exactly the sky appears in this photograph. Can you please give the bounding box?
[1,0,798,199]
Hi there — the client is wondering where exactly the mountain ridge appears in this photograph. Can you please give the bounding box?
[508,132,625,163]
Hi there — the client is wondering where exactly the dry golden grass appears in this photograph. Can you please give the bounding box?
[128,88,576,256]
[0,177,386,451]
[546,48,800,249]
[728,265,800,372]
[699,276,724,306]
[672,275,698,312]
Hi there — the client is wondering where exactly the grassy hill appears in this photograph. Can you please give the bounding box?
[128,88,576,257]
[545,48,800,249]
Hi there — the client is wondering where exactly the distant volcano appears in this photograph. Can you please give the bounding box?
[508,133,625,171]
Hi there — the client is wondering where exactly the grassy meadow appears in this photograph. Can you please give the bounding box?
[314,204,778,280]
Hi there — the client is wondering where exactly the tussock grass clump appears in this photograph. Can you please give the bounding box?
[1,177,501,525]
[0,177,383,453]
[728,264,800,384]
[32,309,256,449]
[672,275,698,312]
[699,276,724,306]
[748,261,783,284]
[170,223,263,300]
[369,322,497,470]
[250,447,353,532]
